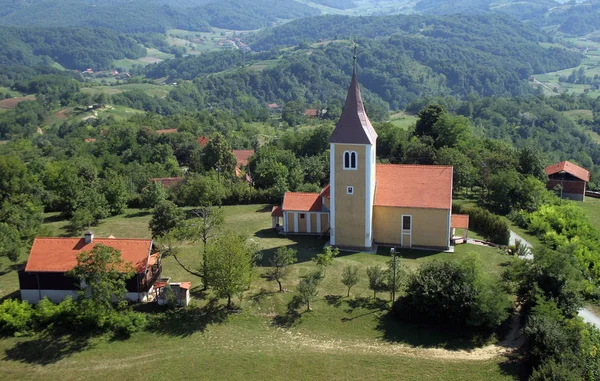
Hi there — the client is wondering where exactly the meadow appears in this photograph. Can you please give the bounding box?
[0,205,519,380]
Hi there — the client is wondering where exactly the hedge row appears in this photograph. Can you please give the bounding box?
[452,203,510,245]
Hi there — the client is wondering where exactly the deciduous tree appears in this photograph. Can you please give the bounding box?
[268,247,297,292]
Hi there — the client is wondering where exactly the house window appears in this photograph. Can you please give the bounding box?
[402,215,411,231]
[300,213,305,219]
[347,186,354,195]
[343,151,358,170]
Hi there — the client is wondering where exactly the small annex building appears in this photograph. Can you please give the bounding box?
[18,231,162,304]
[272,67,467,251]
[545,160,590,201]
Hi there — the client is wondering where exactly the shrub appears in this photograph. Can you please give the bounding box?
[452,203,510,245]
[393,257,511,330]
[0,299,33,336]
[108,310,147,339]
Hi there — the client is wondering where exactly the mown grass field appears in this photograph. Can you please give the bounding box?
[80,83,171,98]
[389,111,418,130]
[580,196,600,230]
[0,205,518,380]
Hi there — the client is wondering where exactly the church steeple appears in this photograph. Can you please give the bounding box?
[329,55,377,145]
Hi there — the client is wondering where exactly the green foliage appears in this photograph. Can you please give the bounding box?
[0,222,24,262]
[141,181,167,209]
[394,257,511,330]
[312,246,339,275]
[67,244,135,311]
[452,203,510,245]
[204,233,258,309]
[149,200,184,238]
[0,299,33,336]
[174,172,227,207]
[201,133,237,179]
[366,265,386,299]
[268,247,297,292]
[296,272,321,312]
[341,265,360,297]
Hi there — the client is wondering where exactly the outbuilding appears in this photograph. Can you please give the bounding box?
[545,161,590,201]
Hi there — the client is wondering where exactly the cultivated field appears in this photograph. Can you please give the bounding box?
[0,96,36,110]
[0,205,519,380]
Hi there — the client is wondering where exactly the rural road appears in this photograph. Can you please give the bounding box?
[509,230,600,328]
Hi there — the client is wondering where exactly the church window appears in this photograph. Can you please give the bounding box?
[343,150,358,170]
[347,186,354,195]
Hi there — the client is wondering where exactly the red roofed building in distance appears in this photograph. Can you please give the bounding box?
[305,108,319,118]
[149,177,184,189]
[19,231,162,304]
[545,160,590,201]
[197,136,209,148]
[272,65,461,251]
[233,149,254,182]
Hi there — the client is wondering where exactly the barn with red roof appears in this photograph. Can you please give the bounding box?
[545,160,590,201]
[271,66,467,251]
[19,231,162,304]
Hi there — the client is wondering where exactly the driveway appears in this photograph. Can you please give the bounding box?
[509,230,533,260]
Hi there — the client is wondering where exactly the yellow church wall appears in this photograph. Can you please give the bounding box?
[334,144,367,247]
[373,206,450,248]
[298,213,307,232]
[310,214,317,233]
[320,214,329,232]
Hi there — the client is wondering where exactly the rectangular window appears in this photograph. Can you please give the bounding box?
[347,186,354,195]
[402,215,411,230]
[300,214,305,219]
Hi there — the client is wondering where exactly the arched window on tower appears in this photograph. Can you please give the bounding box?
[343,150,358,170]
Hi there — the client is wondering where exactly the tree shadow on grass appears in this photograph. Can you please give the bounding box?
[254,229,326,265]
[0,262,22,276]
[4,331,94,365]
[340,296,389,322]
[255,205,273,213]
[272,295,304,328]
[324,294,343,308]
[124,210,151,219]
[147,299,229,337]
[375,312,493,351]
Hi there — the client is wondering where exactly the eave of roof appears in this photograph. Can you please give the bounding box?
[282,192,323,212]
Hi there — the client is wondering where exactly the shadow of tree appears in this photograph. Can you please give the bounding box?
[324,294,343,308]
[4,331,94,365]
[272,295,303,328]
[147,299,229,337]
[254,229,326,266]
[250,288,277,306]
[255,205,273,213]
[0,290,21,303]
[124,211,151,219]
[375,311,492,351]
[0,263,22,276]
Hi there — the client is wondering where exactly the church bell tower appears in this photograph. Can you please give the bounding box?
[329,56,377,249]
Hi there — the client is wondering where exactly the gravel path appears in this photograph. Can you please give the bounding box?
[509,230,533,259]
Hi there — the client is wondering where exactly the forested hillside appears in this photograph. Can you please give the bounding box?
[144,14,580,111]
[0,27,146,70]
[0,0,320,32]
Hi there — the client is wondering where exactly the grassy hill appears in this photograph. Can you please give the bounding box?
[0,205,517,380]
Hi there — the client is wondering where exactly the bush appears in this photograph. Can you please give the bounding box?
[0,299,33,336]
[107,310,147,339]
[530,360,581,381]
[452,203,510,245]
[393,257,511,330]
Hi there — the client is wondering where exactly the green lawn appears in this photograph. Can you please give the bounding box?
[580,196,600,230]
[0,205,518,380]
[80,83,171,98]
[389,111,418,130]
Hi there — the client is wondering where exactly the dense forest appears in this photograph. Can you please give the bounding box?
[0,26,146,70]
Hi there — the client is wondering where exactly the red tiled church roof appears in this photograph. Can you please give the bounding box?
[545,161,590,182]
[233,150,254,167]
[25,238,153,273]
[451,214,470,229]
[320,184,330,199]
[329,67,377,145]
[374,164,453,209]
[282,192,322,212]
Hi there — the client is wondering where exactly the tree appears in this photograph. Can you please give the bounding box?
[312,246,339,276]
[141,181,166,209]
[201,133,237,178]
[296,272,320,311]
[185,207,225,289]
[341,265,359,297]
[268,247,297,292]
[0,222,23,262]
[366,266,386,298]
[385,256,406,302]
[149,200,184,238]
[204,233,257,309]
[415,104,445,140]
[102,171,128,215]
[67,244,135,310]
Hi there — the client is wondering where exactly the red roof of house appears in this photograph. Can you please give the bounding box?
[156,129,178,135]
[267,103,280,109]
[374,164,453,209]
[271,205,283,217]
[545,161,590,182]
[451,214,470,229]
[320,184,330,199]
[197,136,209,148]
[233,150,254,167]
[179,282,192,290]
[305,108,318,117]
[149,177,184,188]
[282,192,323,212]
[25,238,153,273]
[84,138,97,143]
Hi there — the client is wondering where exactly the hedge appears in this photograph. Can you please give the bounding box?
[452,203,510,245]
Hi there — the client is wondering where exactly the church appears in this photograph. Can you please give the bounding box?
[271,67,467,251]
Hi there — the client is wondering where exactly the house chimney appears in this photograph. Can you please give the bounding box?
[84,231,94,244]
